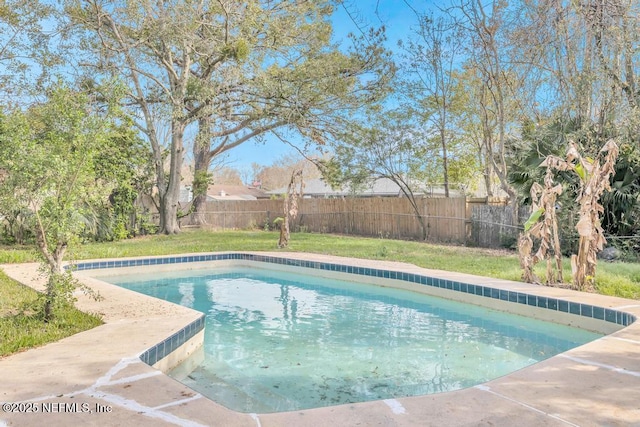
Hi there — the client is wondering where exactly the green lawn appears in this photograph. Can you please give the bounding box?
[1,230,639,357]
[0,270,102,357]
[80,231,640,298]
[2,230,639,298]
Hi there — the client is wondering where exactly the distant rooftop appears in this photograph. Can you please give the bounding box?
[179,184,270,202]
[267,177,460,198]
[206,184,269,201]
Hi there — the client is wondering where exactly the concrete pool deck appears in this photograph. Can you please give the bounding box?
[1,252,639,426]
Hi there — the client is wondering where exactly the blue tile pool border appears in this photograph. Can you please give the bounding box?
[73,252,636,358]
[139,314,205,366]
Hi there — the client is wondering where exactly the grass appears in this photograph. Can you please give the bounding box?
[3,230,639,298]
[0,245,35,264]
[1,230,638,357]
[0,270,103,357]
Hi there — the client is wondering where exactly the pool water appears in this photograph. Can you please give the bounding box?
[106,267,602,413]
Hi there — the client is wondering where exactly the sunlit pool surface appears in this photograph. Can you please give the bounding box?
[106,267,602,413]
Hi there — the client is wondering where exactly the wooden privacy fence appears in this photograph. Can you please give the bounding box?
[469,205,531,248]
[180,197,525,247]
[181,197,468,243]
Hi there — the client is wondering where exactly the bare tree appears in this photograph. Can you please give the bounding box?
[253,153,323,191]
[398,13,466,197]
[455,66,497,197]
[329,113,431,240]
[277,169,303,248]
[453,0,523,207]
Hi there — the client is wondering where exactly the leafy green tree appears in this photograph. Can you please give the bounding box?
[0,86,119,320]
[65,0,394,232]
[89,120,156,241]
[65,0,214,234]
[186,1,330,223]
[185,7,392,225]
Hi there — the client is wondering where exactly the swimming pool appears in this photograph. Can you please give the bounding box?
[104,264,603,413]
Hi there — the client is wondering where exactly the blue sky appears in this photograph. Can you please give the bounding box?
[227,1,424,172]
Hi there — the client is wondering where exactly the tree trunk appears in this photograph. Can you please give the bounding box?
[416,213,428,241]
[43,275,57,322]
[41,242,66,322]
[572,236,590,290]
[491,152,519,222]
[158,192,180,234]
[401,184,429,241]
[278,170,303,248]
[191,193,208,226]
[278,214,290,248]
[483,149,494,197]
[158,120,186,234]
[33,207,67,321]
[192,130,214,226]
[440,127,450,198]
